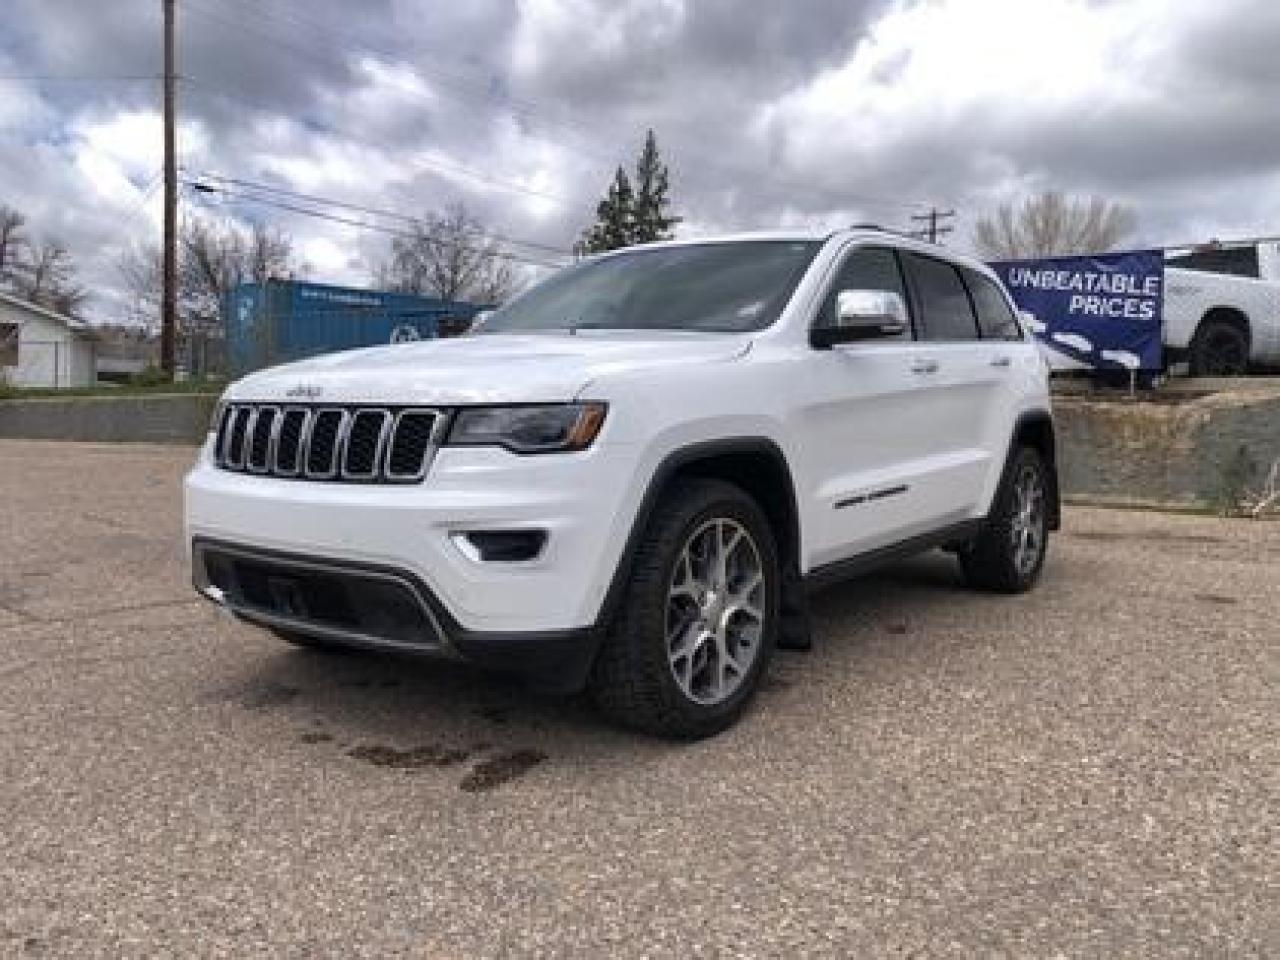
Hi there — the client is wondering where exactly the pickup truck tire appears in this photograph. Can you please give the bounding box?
[1189,319,1249,376]
[589,478,779,739]
[960,446,1049,593]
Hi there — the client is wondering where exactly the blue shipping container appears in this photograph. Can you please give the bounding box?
[224,280,485,374]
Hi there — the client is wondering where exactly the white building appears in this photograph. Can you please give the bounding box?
[0,289,97,389]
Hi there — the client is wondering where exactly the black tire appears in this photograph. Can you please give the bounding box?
[589,478,780,739]
[1188,319,1249,376]
[960,447,1050,593]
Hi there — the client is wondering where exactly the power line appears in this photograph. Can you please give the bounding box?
[910,208,955,244]
[0,74,162,82]
[78,169,165,273]
[188,171,573,257]
[182,79,577,210]
[183,179,567,270]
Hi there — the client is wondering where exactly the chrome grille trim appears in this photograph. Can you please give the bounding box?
[272,407,310,476]
[385,409,445,481]
[246,406,279,474]
[341,409,393,480]
[214,403,441,484]
[221,405,252,468]
[304,408,349,480]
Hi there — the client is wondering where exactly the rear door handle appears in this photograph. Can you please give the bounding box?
[990,355,1012,368]
[910,358,939,374]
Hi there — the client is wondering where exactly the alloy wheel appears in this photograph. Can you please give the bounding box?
[1010,464,1047,577]
[665,518,766,705]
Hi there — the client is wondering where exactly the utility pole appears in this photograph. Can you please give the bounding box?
[161,0,177,376]
[910,208,955,244]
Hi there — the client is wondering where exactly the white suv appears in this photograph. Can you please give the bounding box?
[186,228,1058,738]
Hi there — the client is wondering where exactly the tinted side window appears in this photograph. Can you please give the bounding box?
[819,246,910,339]
[1166,246,1259,278]
[962,269,1023,341]
[902,253,979,342]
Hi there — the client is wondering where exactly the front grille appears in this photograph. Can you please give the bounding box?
[214,403,441,483]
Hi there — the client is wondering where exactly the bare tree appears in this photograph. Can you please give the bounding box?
[973,192,1137,259]
[12,238,86,316]
[0,204,86,316]
[0,205,27,283]
[120,215,300,333]
[378,203,516,305]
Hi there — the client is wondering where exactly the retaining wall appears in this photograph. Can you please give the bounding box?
[1,388,1278,510]
[0,394,218,445]
[1055,388,1280,508]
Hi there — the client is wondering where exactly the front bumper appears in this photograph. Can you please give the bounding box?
[184,435,645,682]
[192,537,599,690]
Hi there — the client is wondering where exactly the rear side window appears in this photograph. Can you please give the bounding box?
[902,252,979,342]
[962,268,1024,341]
[818,246,910,339]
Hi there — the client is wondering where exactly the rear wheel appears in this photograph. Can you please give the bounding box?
[589,479,779,739]
[1189,319,1249,376]
[960,447,1050,593]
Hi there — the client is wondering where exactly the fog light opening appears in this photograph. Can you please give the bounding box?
[452,529,548,563]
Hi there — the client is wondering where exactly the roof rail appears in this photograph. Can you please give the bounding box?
[847,223,919,241]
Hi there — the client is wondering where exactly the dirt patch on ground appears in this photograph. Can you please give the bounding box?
[459,750,548,793]
[1193,593,1238,606]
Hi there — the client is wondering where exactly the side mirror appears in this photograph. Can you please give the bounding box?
[811,289,909,349]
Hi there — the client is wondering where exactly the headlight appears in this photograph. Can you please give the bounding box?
[447,403,607,454]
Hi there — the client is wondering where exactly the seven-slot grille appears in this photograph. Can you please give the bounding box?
[215,404,440,483]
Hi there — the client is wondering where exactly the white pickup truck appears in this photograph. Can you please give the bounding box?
[1164,240,1280,375]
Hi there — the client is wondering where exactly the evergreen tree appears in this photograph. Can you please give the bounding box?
[576,131,679,255]
[576,166,635,256]
[632,129,679,243]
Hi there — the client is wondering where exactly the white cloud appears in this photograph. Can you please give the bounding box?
[760,0,1169,177]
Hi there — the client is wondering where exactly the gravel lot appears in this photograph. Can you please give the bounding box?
[1,440,1276,958]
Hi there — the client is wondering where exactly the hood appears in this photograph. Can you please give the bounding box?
[226,331,752,405]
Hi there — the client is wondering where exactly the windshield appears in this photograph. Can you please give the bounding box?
[482,240,821,334]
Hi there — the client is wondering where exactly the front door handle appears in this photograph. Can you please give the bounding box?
[990,355,1012,368]
[910,358,939,374]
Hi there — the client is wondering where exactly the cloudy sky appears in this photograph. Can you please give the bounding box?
[3,0,1279,320]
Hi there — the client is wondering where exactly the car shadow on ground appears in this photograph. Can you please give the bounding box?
[213,550,1000,774]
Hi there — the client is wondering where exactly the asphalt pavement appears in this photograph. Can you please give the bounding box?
[0,440,1275,957]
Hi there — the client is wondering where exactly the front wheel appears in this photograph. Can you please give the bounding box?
[589,479,780,739]
[960,447,1050,593]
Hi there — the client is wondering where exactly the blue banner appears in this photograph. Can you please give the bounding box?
[989,250,1164,371]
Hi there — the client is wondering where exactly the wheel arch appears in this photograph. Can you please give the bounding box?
[597,438,802,628]
[1198,305,1251,338]
[1009,411,1061,530]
